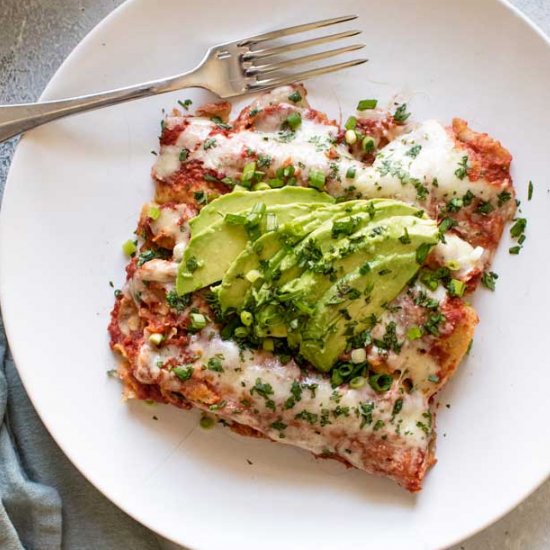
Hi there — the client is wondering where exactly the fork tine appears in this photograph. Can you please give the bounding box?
[242,30,362,61]
[245,44,365,77]
[237,15,357,47]
[247,58,368,91]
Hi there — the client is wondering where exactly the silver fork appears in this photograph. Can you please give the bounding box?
[0,15,366,143]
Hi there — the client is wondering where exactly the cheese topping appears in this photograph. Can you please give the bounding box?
[153,115,501,220]
[137,329,432,459]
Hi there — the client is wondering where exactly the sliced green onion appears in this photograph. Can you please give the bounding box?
[241,161,256,186]
[283,165,295,178]
[345,116,357,130]
[266,213,279,232]
[361,136,376,153]
[448,278,466,297]
[528,180,534,201]
[148,205,161,220]
[122,239,137,257]
[253,182,270,191]
[245,202,267,228]
[445,259,461,271]
[285,112,302,130]
[148,333,164,346]
[240,310,253,326]
[225,212,247,225]
[357,99,378,111]
[369,373,393,392]
[232,185,249,193]
[222,176,237,187]
[234,326,249,338]
[346,166,356,179]
[338,363,353,378]
[350,348,366,363]
[406,325,423,340]
[345,129,357,145]
[308,170,326,190]
[200,415,216,429]
[331,369,344,387]
[349,376,366,389]
[246,269,262,283]
[268,178,284,188]
[262,338,275,352]
[173,365,194,381]
[189,313,207,331]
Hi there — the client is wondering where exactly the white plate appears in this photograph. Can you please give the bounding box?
[1,1,550,548]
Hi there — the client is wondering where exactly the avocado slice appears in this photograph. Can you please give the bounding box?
[250,200,424,333]
[250,200,377,304]
[256,199,418,294]
[277,213,436,312]
[189,187,335,236]
[218,206,345,312]
[176,203,323,295]
[299,223,438,371]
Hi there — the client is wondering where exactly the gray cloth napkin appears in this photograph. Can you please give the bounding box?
[0,315,161,550]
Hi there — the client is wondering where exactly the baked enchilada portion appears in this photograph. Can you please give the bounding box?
[109,85,515,491]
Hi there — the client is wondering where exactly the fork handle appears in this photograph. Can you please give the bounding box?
[0,67,208,143]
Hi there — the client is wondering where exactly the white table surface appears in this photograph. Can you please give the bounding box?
[0,1,548,548]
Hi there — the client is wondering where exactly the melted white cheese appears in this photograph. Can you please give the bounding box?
[153,145,181,180]
[434,234,485,277]
[193,117,340,178]
[153,330,433,460]
[154,114,500,223]
[149,204,191,246]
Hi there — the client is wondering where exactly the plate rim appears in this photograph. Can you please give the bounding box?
[1,1,549,548]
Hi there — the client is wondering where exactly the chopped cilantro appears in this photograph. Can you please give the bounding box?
[177,99,192,110]
[392,399,403,417]
[166,290,191,311]
[454,156,469,180]
[207,356,224,373]
[358,401,374,428]
[294,410,318,424]
[510,218,527,238]
[203,138,217,150]
[251,378,274,400]
[406,144,422,158]
[210,116,231,129]
[373,419,385,431]
[476,200,495,215]
[497,190,512,207]
[270,420,287,431]
[346,166,356,179]
[288,90,302,103]
[393,103,410,123]
[186,256,202,272]
[398,228,411,244]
